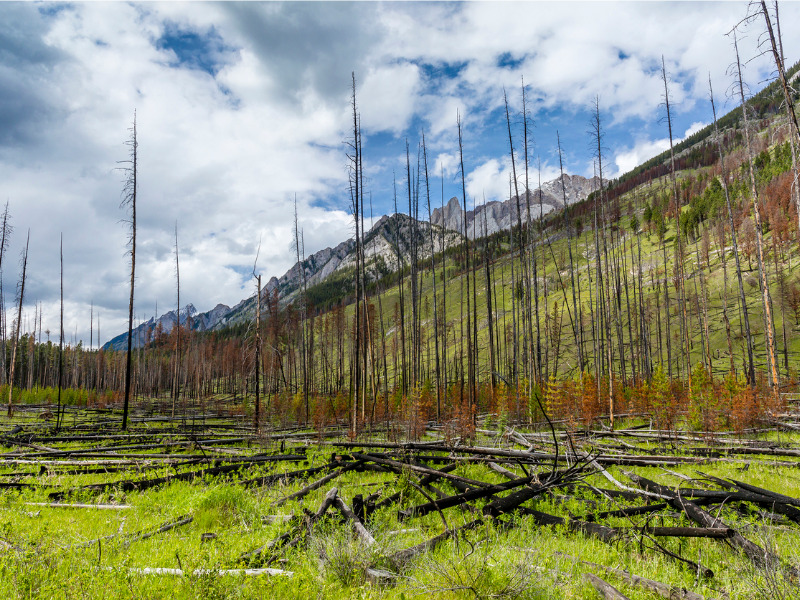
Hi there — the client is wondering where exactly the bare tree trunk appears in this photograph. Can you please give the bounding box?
[422,135,443,419]
[504,90,532,395]
[591,100,613,428]
[732,31,779,388]
[558,133,584,374]
[253,243,262,429]
[121,112,137,431]
[172,222,180,418]
[458,114,475,414]
[661,57,690,385]
[709,75,755,384]
[0,203,11,389]
[769,0,800,250]
[56,236,64,429]
[7,230,29,417]
[350,73,361,436]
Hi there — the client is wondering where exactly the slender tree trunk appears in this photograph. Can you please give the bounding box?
[56,235,64,429]
[733,32,779,388]
[173,222,180,418]
[709,75,755,384]
[350,73,361,436]
[422,135,443,419]
[121,112,137,431]
[662,57,690,385]
[558,133,584,373]
[7,230,29,417]
[458,114,475,414]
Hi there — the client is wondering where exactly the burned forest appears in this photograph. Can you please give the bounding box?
[3,2,800,599]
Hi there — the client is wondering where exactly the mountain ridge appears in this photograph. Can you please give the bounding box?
[103,173,599,350]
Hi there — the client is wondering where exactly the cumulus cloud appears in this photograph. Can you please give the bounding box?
[2,1,798,347]
[612,120,711,177]
[466,158,512,204]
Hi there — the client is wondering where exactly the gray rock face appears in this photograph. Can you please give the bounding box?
[106,173,598,349]
[431,174,601,238]
[103,302,231,351]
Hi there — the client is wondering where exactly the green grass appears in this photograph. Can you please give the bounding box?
[1,416,799,599]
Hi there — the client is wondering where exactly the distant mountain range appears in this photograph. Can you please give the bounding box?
[103,173,600,350]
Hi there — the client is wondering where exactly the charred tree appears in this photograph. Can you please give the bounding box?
[120,112,138,431]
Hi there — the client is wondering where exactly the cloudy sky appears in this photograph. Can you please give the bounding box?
[1,1,795,347]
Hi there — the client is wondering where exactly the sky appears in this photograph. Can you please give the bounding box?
[0,1,796,348]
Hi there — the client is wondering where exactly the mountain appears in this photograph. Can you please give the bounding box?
[103,303,232,351]
[104,174,591,350]
[431,174,602,237]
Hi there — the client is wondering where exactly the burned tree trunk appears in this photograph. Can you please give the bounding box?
[120,112,138,431]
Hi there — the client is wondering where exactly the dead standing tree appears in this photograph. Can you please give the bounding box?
[120,111,138,431]
[172,221,181,419]
[347,73,362,437]
[730,29,780,389]
[56,235,64,429]
[7,229,29,417]
[253,240,263,431]
[0,203,12,387]
[710,75,756,385]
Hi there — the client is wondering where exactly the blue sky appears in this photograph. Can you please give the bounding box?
[0,1,796,345]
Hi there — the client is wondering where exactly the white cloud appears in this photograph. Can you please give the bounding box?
[434,152,459,178]
[612,120,711,177]
[466,158,512,204]
[359,63,421,135]
[4,1,800,346]
[684,121,708,138]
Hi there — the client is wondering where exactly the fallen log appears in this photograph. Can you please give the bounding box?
[272,462,360,507]
[586,503,669,522]
[49,454,308,499]
[108,567,292,577]
[584,572,632,599]
[126,515,194,546]
[388,518,483,570]
[521,508,620,543]
[240,487,339,564]
[399,475,539,521]
[26,502,132,510]
[556,552,709,600]
[333,496,375,546]
[487,461,519,480]
[350,453,490,490]
[626,472,789,572]
[240,464,332,489]
[68,515,193,550]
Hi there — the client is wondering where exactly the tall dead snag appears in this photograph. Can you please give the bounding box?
[7,230,29,417]
[758,1,800,143]
[661,56,690,383]
[557,133,584,374]
[481,199,497,394]
[504,89,531,395]
[758,0,800,257]
[406,142,418,388]
[457,113,476,416]
[522,79,540,389]
[253,240,262,430]
[120,111,138,431]
[710,75,755,383]
[348,73,361,437]
[590,98,614,428]
[56,235,64,429]
[0,203,12,388]
[293,197,309,423]
[731,30,779,388]
[422,135,443,418]
[172,222,180,418]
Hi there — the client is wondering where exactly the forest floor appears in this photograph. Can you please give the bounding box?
[0,398,799,599]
